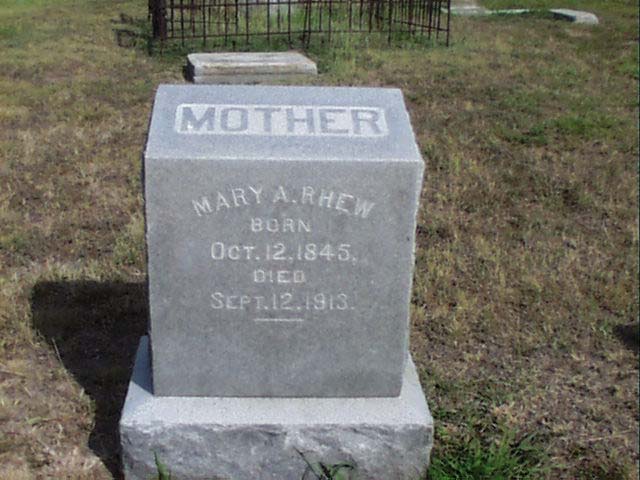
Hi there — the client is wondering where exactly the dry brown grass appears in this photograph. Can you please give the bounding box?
[0,0,637,478]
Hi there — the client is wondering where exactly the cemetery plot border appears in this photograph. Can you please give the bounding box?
[149,0,451,49]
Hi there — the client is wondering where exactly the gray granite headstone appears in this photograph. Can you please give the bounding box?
[145,84,424,397]
[120,84,433,479]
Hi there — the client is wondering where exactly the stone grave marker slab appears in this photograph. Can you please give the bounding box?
[187,51,318,84]
[145,84,424,397]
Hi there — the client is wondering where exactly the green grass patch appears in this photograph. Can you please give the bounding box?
[501,111,620,146]
[429,429,549,480]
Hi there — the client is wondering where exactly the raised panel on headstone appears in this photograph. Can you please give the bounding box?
[145,85,424,397]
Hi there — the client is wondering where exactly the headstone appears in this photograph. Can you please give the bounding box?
[146,85,422,398]
[451,6,599,24]
[549,8,599,25]
[450,4,489,15]
[120,84,433,479]
[187,52,318,84]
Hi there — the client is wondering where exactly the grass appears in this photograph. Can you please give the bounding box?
[0,0,638,479]
[296,449,357,480]
[154,452,173,480]
[429,429,549,479]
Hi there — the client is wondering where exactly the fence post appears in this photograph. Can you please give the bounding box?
[151,0,168,40]
[153,0,451,47]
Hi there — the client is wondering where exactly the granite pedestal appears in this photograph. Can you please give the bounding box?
[121,337,433,480]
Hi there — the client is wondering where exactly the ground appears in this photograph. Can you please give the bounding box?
[0,0,637,479]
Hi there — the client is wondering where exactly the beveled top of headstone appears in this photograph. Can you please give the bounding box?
[145,84,422,163]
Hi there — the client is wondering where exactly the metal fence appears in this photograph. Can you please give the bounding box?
[149,0,450,48]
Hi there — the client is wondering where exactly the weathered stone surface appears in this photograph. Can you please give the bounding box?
[120,337,433,480]
[550,8,599,25]
[187,52,317,84]
[192,73,314,85]
[451,5,599,24]
[489,8,532,15]
[145,85,424,397]
[450,4,489,15]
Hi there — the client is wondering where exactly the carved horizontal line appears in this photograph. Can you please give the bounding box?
[253,317,304,323]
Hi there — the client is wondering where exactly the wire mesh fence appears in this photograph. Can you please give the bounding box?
[149,0,450,49]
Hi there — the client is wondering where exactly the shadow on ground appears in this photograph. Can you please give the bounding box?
[613,322,639,354]
[31,281,148,479]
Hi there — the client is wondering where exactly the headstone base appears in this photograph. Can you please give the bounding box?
[120,337,433,480]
